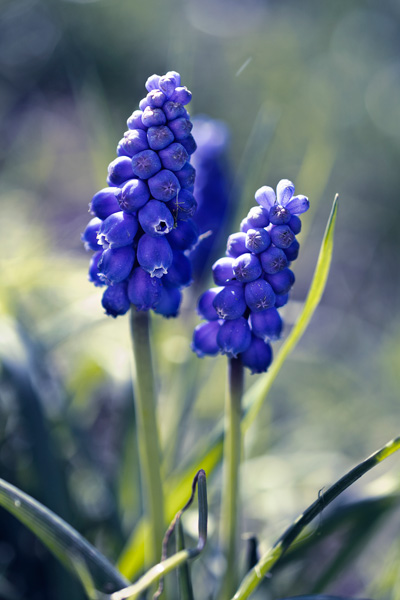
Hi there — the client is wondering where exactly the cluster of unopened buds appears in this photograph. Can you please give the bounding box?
[81,71,198,317]
[192,180,310,373]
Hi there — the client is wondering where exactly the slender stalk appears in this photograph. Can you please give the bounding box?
[129,308,165,567]
[220,357,244,599]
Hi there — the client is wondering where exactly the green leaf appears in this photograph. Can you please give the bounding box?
[0,478,129,597]
[117,195,339,579]
[232,436,400,600]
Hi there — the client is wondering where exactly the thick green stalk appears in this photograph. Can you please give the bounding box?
[129,309,165,567]
[220,357,244,599]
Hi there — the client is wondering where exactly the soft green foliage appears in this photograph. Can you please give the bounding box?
[0,478,128,596]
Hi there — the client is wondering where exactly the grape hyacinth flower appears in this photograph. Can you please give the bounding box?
[192,179,309,373]
[82,71,198,318]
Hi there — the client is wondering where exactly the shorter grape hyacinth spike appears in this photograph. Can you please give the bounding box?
[192,180,310,373]
[81,71,198,318]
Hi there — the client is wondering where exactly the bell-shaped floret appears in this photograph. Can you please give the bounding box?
[128,267,162,311]
[217,317,252,358]
[138,200,174,237]
[249,307,282,341]
[240,336,273,374]
[98,212,138,248]
[98,246,135,284]
[192,321,221,357]
[137,234,173,278]
[101,282,130,317]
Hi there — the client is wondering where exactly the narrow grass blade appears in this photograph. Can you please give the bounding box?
[117,196,339,580]
[0,478,129,596]
[232,436,400,600]
[110,471,207,600]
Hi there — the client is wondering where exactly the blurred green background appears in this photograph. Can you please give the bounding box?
[1,0,400,598]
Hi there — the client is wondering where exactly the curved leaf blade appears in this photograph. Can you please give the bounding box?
[0,478,129,596]
[232,436,400,600]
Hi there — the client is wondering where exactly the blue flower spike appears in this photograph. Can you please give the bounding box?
[82,71,198,317]
[192,179,309,373]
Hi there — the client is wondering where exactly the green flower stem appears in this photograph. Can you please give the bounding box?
[232,435,400,600]
[129,308,165,567]
[220,356,244,599]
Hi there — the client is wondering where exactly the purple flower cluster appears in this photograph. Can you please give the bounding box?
[192,179,309,373]
[81,71,198,318]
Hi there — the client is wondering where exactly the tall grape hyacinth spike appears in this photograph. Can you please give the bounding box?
[81,71,198,318]
[192,179,310,373]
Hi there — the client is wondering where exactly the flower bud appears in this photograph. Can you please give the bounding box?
[266,268,295,295]
[146,89,167,108]
[217,317,252,358]
[88,251,104,287]
[90,188,120,220]
[213,284,246,320]
[107,156,135,186]
[180,134,197,155]
[167,189,197,221]
[168,117,193,140]
[158,143,189,171]
[260,246,288,274]
[245,228,271,254]
[167,219,199,251]
[117,129,148,157]
[192,321,221,357]
[147,125,174,151]
[127,110,146,130]
[288,214,301,234]
[131,149,161,179]
[163,250,192,288]
[170,86,192,105]
[163,101,187,121]
[101,282,130,317]
[154,285,181,317]
[197,287,221,321]
[119,179,150,213]
[148,169,181,202]
[269,204,291,225]
[175,162,196,191]
[240,336,273,373]
[284,239,300,262]
[244,279,275,312]
[269,225,295,249]
[141,106,166,127]
[232,253,262,282]
[128,267,162,311]
[249,308,282,341]
[212,257,235,285]
[226,232,247,258]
